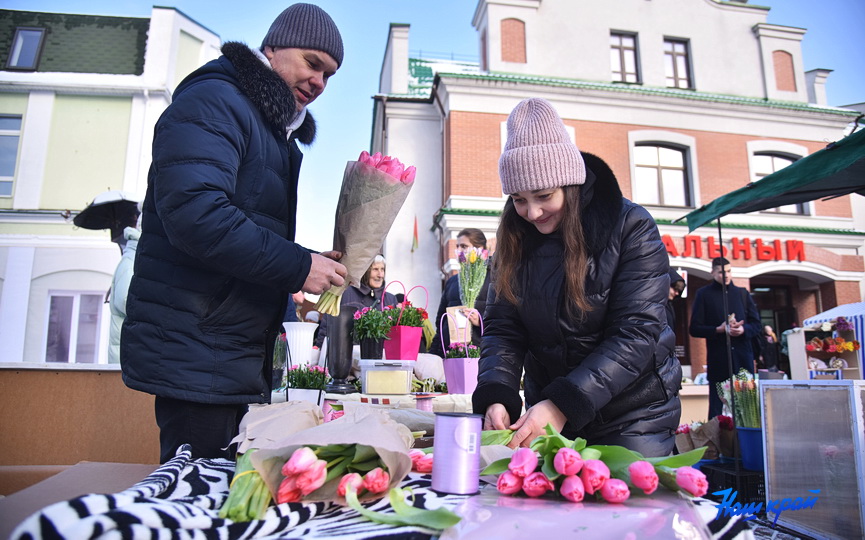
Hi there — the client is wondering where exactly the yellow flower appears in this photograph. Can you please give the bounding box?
[469,250,477,264]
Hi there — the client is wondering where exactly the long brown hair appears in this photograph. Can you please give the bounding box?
[493,185,591,314]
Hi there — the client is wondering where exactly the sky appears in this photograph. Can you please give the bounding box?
[7,0,865,252]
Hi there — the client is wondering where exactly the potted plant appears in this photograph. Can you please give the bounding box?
[285,364,330,407]
[353,306,391,359]
[443,342,481,395]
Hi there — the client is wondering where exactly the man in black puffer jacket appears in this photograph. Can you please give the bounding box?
[473,98,681,457]
[122,4,347,463]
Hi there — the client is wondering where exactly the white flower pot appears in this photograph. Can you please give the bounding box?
[286,387,324,407]
[283,321,318,366]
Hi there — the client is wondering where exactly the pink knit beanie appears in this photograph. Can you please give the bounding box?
[498,98,586,194]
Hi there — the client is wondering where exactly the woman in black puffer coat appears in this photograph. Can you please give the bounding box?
[472,99,681,457]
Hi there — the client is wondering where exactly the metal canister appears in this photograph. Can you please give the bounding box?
[431,412,483,495]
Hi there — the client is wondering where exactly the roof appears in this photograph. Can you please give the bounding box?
[394,56,857,118]
[0,9,149,75]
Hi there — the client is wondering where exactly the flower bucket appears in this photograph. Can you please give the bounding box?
[736,426,764,471]
[384,325,422,361]
[283,322,318,366]
[443,357,479,395]
[439,311,483,395]
[359,337,384,360]
[286,387,325,408]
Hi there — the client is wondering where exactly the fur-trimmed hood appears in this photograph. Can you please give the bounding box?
[579,152,624,257]
[174,41,316,145]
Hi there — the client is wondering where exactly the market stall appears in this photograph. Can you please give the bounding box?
[786,302,865,380]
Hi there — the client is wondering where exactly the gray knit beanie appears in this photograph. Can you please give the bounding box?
[498,98,586,194]
[261,3,344,67]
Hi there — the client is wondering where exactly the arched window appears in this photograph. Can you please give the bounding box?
[500,18,526,63]
[633,144,691,207]
[753,152,806,214]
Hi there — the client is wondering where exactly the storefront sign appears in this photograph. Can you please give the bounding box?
[713,487,820,527]
[662,235,806,262]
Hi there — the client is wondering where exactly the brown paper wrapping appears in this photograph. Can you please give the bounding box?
[249,406,413,502]
[230,401,323,455]
[331,161,414,292]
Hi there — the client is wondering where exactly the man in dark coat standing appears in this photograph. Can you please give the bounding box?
[121,4,347,463]
[689,257,761,419]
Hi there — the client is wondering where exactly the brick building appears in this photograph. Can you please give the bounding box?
[372,0,863,374]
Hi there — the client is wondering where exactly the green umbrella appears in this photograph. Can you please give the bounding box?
[682,127,865,232]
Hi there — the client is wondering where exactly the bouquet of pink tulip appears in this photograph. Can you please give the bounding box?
[482,425,708,504]
[316,151,416,316]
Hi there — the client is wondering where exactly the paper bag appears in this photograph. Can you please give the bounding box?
[446,305,470,344]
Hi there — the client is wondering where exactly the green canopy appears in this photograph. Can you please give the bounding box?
[682,127,865,232]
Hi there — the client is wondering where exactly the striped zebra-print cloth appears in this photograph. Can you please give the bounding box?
[11,446,750,539]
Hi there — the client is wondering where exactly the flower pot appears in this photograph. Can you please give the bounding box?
[286,387,324,407]
[282,322,318,366]
[384,325,422,361]
[360,337,384,360]
[443,357,479,395]
[736,426,764,471]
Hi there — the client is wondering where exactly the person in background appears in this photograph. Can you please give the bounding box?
[428,228,490,358]
[314,255,397,348]
[665,269,685,330]
[689,256,761,419]
[758,325,779,372]
[473,98,681,456]
[121,3,347,463]
[284,291,306,322]
[108,206,142,365]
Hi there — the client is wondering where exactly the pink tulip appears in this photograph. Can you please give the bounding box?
[276,476,302,504]
[363,467,391,494]
[496,470,524,495]
[522,471,554,497]
[282,447,318,476]
[370,152,383,167]
[337,472,364,497]
[408,449,426,470]
[676,466,708,497]
[579,459,610,495]
[330,410,345,421]
[358,150,371,165]
[600,478,630,503]
[401,166,416,184]
[628,461,659,495]
[295,458,327,495]
[560,475,585,502]
[554,447,584,476]
[415,453,434,473]
[508,448,539,478]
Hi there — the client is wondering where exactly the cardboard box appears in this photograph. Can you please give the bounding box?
[0,461,157,539]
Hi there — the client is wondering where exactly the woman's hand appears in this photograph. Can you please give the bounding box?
[463,308,481,327]
[484,403,511,431]
[507,399,566,449]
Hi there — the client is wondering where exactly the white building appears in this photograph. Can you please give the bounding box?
[373,0,862,371]
[0,7,220,363]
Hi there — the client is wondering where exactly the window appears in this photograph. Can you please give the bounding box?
[610,32,640,83]
[45,292,104,363]
[664,38,692,89]
[633,144,691,207]
[753,153,806,214]
[6,27,46,71]
[0,116,22,197]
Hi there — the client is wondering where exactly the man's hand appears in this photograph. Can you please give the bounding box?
[507,399,566,449]
[302,252,346,295]
[484,403,511,431]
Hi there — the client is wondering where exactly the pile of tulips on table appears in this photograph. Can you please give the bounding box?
[219,403,708,531]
